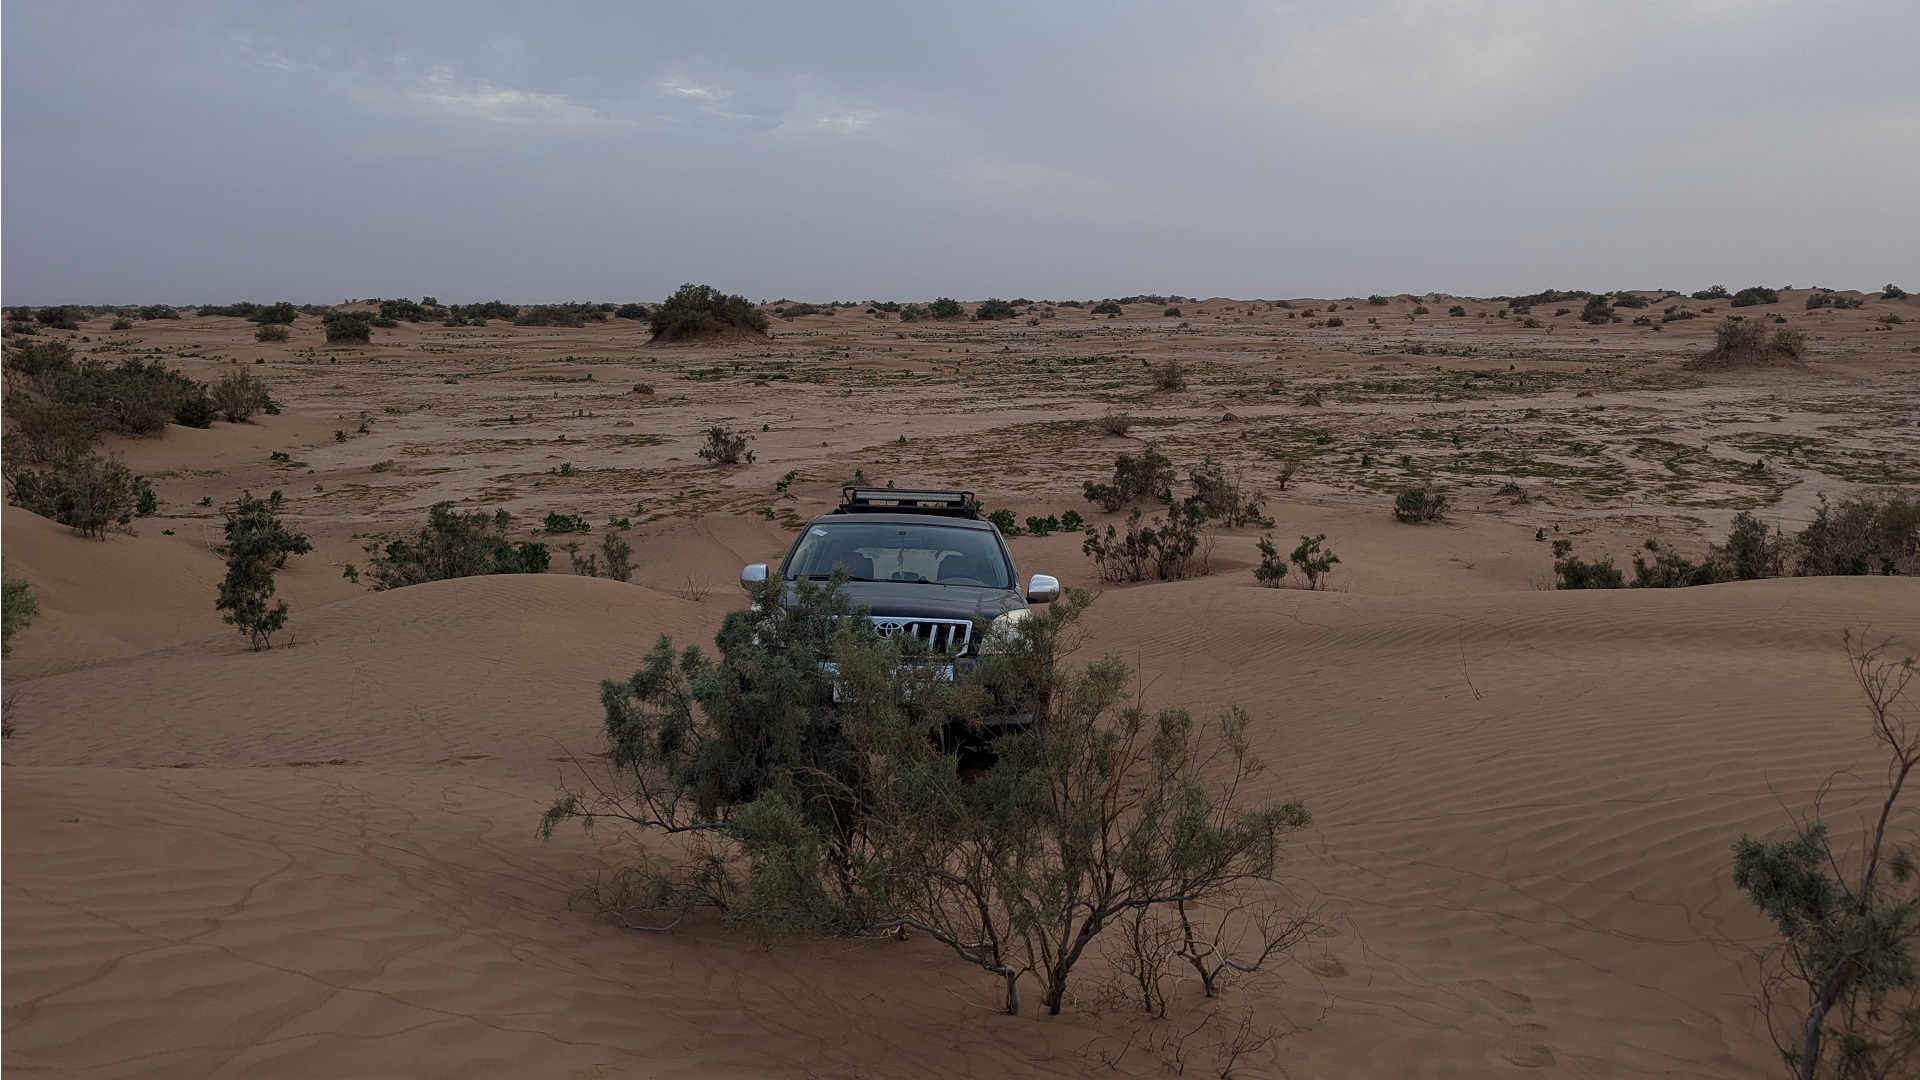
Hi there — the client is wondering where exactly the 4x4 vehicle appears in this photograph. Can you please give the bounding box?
[741,487,1060,731]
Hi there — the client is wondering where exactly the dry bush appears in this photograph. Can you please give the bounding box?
[1695,317,1809,368]
[1392,484,1449,524]
[1149,361,1188,392]
[254,323,291,343]
[697,426,754,466]
[1083,503,1212,582]
[212,369,269,422]
[1097,412,1133,437]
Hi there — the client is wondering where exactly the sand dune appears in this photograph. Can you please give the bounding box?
[8,565,1914,1077]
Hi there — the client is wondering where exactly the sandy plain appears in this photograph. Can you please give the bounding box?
[5,290,1920,1077]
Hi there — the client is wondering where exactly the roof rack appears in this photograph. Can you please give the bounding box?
[836,487,979,518]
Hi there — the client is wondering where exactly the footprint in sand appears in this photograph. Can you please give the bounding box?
[1462,981,1554,1067]
[1461,978,1535,1015]
[1495,1024,1556,1068]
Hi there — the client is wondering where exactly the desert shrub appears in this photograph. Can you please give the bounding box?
[211,369,270,422]
[1392,484,1449,524]
[1806,292,1865,311]
[352,503,550,590]
[379,298,432,323]
[1097,412,1132,437]
[8,453,142,538]
[1083,503,1210,582]
[1188,457,1271,528]
[648,284,769,342]
[1149,360,1187,392]
[1579,295,1615,324]
[1288,534,1339,590]
[897,303,926,322]
[1551,539,1624,589]
[34,306,81,330]
[1698,317,1808,365]
[254,323,291,343]
[1629,540,1733,588]
[973,298,1016,321]
[1733,635,1919,1079]
[1024,514,1061,537]
[1795,493,1920,577]
[1091,301,1124,316]
[217,491,309,650]
[246,302,299,325]
[1367,294,1390,305]
[443,300,519,326]
[1730,286,1780,308]
[923,297,964,320]
[323,312,374,344]
[542,585,1314,1019]
[1448,305,1467,317]
[697,425,754,466]
[1693,285,1731,300]
[1163,306,1182,317]
[1611,292,1648,309]
[518,303,607,327]
[1253,535,1288,587]
[137,305,180,321]
[1083,447,1175,511]
[543,511,592,534]
[986,508,1022,535]
[1713,512,1787,580]
[108,317,134,331]
[3,339,215,452]
[1884,283,1908,300]
[614,303,652,320]
[597,531,635,582]
[2,562,39,657]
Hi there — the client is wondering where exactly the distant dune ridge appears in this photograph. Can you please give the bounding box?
[4,293,1918,1076]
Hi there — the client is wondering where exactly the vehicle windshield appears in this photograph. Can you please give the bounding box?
[784,521,1012,588]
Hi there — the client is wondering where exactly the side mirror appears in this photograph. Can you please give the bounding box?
[1026,574,1061,603]
[741,563,769,589]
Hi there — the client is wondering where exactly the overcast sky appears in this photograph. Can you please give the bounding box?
[5,1,1916,305]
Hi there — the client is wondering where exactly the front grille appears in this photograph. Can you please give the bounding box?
[870,616,975,655]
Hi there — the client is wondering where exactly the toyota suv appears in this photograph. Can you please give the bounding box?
[741,487,1060,731]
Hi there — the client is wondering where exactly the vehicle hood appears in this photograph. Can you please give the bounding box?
[820,580,1024,621]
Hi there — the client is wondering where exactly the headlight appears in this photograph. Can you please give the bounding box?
[982,608,1030,654]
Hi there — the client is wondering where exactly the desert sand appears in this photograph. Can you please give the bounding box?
[5,292,1919,1077]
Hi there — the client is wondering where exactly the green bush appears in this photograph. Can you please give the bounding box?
[255,323,291,343]
[351,504,550,590]
[248,302,300,325]
[2,562,39,657]
[1551,539,1624,589]
[1392,484,1449,523]
[1090,301,1123,316]
[1884,283,1908,300]
[323,312,374,344]
[35,307,81,330]
[1795,493,1920,576]
[1579,295,1615,324]
[1083,503,1210,582]
[1629,540,1732,588]
[541,584,1313,1018]
[443,300,519,326]
[542,511,592,534]
[1289,534,1339,590]
[378,298,433,323]
[137,305,180,321]
[1253,534,1288,587]
[647,284,769,342]
[1729,286,1779,308]
[108,317,134,331]
[614,303,651,320]
[1716,511,1786,579]
[516,303,607,328]
[972,298,1016,321]
[7,453,143,538]
[217,491,310,650]
[1448,305,1467,317]
[1611,291,1648,309]
[1,340,215,467]
[1692,285,1730,300]
[1082,446,1175,511]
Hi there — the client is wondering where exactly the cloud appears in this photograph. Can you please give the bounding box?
[407,65,604,125]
